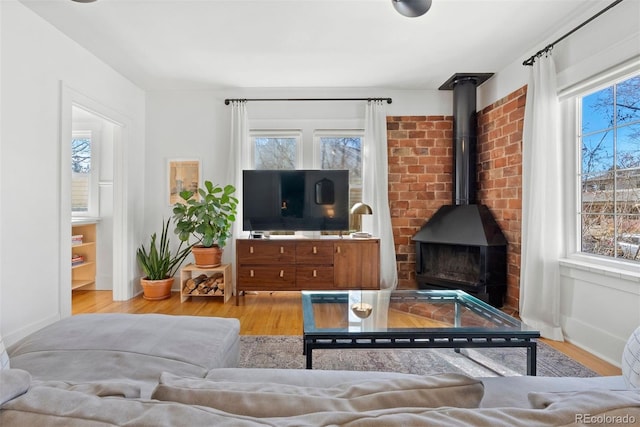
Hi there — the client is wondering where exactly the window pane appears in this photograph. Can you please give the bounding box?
[320,137,362,184]
[582,87,613,134]
[581,131,614,174]
[254,137,296,170]
[71,138,91,212]
[617,215,640,261]
[72,138,91,173]
[319,135,363,232]
[581,214,615,257]
[581,172,613,214]
[616,76,640,125]
[617,124,640,169]
[578,73,640,263]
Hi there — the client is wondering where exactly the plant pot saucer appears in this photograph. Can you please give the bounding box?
[194,263,221,268]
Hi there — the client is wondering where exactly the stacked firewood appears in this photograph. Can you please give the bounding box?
[183,273,225,296]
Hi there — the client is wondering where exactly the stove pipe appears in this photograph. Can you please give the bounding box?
[439,73,494,205]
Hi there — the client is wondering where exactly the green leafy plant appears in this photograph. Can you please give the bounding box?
[137,219,192,280]
[172,181,238,248]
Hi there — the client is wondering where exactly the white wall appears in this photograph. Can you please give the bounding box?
[0,0,146,345]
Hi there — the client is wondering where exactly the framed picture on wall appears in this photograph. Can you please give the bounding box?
[168,159,200,205]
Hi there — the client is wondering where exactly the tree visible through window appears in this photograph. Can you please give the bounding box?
[317,133,364,231]
[319,135,363,207]
[253,135,298,170]
[71,135,92,213]
[579,74,640,262]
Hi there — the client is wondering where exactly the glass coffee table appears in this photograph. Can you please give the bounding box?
[301,290,541,375]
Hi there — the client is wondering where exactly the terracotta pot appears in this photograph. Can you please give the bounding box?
[140,277,174,300]
[192,245,223,267]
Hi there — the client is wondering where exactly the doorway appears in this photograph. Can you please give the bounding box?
[71,106,115,294]
[60,84,130,318]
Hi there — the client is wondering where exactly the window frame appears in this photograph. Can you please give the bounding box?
[313,129,365,231]
[568,68,640,270]
[71,128,100,217]
[249,129,303,170]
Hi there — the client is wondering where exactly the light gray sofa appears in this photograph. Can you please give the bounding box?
[1,313,639,426]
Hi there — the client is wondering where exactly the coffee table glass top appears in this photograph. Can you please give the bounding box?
[302,290,537,336]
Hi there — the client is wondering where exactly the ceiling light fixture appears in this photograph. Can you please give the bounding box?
[71,0,98,3]
[392,0,432,17]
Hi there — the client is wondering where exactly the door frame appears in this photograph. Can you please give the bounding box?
[59,82,131,317]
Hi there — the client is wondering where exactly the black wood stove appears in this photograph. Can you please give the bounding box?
[412,73,507,307]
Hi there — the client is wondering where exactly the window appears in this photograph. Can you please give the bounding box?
[578,73,640,263]
[315,131,363,208]
[248,129,364,232]
[251,130,301,169]
[71,130,98,216]
[315,131,364,231]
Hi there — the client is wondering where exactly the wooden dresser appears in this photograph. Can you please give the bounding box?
[235,237,380,304]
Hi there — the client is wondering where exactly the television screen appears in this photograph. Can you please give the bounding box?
[242,169,349,232]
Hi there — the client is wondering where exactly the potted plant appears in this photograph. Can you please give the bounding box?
[172,180,238,267]
[137,219,192,300]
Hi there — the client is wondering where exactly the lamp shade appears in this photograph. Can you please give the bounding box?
[350,202,373,215]
[392,0,432,17]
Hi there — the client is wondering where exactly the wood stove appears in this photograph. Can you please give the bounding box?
[412,73,508,307]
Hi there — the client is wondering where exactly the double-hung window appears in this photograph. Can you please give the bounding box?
[314,130,363,208]
[251,130,302,170]
[577,73,640,263]
[71,130,99,217]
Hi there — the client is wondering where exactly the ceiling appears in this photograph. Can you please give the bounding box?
[20,0,603,91]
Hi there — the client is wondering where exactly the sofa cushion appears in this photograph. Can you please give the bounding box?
[151,371,484,417]
[31,379,141,398]
[480,375,628,408]
[0,384,263,426]
[622,324,640,389]
[7,313,240,398]
[0,369,31,405]
[3,383,640,427]
[0,335,10,370]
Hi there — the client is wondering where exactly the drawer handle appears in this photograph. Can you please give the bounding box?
[336,246,341,254]
[280,246,284,254]
[313,246,317,254]
[313,270,317,278]
[250,246,254,254]
[279,270,284,278]
[250,269,254,278]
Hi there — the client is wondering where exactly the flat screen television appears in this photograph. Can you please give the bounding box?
[242,169,350,232]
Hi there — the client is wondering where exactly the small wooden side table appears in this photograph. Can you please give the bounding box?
[180,263,233,303]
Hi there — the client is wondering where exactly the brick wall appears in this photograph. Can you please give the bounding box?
[477,86,526,309]
[387,115,454,289]
[386,86,526,309]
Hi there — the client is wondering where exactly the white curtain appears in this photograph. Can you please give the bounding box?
[363,100,398,290]
[224,101,249,274]
[520,54,564,341]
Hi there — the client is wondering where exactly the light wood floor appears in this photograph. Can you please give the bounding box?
[72,290,622,376]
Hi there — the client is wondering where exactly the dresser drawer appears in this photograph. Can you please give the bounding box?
[237,266,296,289]
[296,266,334,289]
[237,241,296,264]
[295,242,334,265]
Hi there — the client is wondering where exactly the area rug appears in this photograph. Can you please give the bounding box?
[238,335,598,378]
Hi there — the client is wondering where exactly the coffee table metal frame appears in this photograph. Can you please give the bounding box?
[301,290,540,375]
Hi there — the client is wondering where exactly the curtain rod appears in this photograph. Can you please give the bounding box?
[224,97,392,105]
[523,0,624,66]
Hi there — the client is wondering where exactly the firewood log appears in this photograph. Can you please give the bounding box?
[187,274,209,294]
